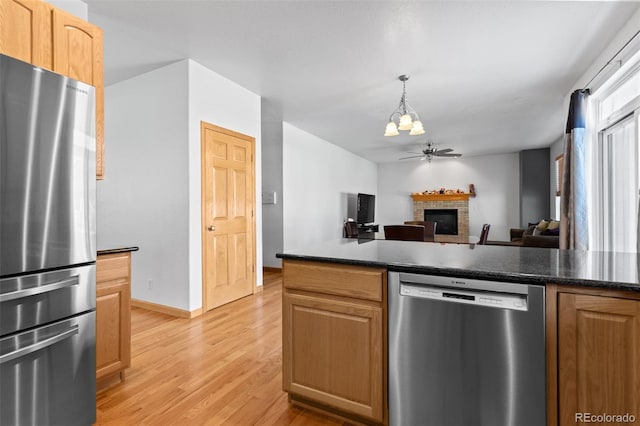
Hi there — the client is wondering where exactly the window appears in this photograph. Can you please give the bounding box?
[589,50,640,253]
[555,154,564,196]
[599,67,640,122]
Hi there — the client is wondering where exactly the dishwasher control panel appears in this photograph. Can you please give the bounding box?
[400,283,529,311]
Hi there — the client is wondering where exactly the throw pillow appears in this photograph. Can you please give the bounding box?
[544,227,560,236]
[533,227,543,236]
[536,220,550,231]
[542,220,560,236]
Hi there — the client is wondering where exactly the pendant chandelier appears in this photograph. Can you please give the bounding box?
[384,75,425,137]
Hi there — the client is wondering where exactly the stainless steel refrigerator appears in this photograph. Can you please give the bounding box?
[0,54,97,425]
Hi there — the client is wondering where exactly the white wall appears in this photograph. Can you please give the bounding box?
[261,117,283,268]
[187,59,262,310]
[377,154,520,241]
[99,59,262,312]
[50,0,88,19]
[572,8,640,93]
[97,61,190,309]
[282,123,377,251]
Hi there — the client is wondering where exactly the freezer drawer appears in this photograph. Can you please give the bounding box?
[0,311,96,426]
[0,264,95,336]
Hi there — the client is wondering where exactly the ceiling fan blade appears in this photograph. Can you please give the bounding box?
[399,155,426,160]
[434,153,462,157]
[435,148,453,154]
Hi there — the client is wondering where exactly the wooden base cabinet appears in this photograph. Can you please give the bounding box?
[96,252,131,391]
[282,260,386,424]
[547,285,640,426]
[0,0,104,179]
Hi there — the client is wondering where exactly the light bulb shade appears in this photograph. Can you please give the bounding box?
[398,114,413,130]
[409,120,425,135]
[384,121,399,136]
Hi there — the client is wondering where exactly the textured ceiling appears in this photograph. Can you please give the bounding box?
[85,1,640,163]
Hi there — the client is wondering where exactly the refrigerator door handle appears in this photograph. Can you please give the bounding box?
[0,325,79,364]
[0,275,79,302]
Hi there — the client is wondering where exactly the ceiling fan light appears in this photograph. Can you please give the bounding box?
[384,121,399,136]
[398,114,413,130]
[409,120,425,135]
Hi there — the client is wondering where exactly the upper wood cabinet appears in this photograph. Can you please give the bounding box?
[52,8,104,179]
[0,0,52,68]
[0,0,105,179]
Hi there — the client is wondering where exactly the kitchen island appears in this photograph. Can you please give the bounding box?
[277,239,640,426]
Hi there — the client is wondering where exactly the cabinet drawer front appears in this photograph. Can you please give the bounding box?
[283,260,385,302]
[97,253,130,283]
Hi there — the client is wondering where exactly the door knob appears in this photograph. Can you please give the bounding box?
[207,226,216,231]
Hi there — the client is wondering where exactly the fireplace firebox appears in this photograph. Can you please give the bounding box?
[424,209,458,235]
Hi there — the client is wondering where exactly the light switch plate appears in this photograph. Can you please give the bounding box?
[262,191,277,205]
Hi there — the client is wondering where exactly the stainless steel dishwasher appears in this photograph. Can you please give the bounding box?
[388,272,545,426]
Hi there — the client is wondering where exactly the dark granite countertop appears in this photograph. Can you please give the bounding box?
[276,239,640,292]
[97,246,139,255]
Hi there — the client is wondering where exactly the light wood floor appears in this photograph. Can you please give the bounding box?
[96,271,350,425]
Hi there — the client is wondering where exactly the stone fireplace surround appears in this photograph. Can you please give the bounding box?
[413,198,469,237]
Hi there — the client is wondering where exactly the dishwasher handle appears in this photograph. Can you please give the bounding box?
[400,282,529,311]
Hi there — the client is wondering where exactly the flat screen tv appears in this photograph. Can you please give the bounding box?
[357,193,375,225]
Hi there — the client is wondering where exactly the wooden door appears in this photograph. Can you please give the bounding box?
[0,0,52,69]
[201,122,255,311]
[558,293,640,425]
[52,9,104,179]
[282,291,384,422]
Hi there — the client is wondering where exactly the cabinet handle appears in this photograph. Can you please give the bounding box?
[0,276,79,302]
[207,226,216,232]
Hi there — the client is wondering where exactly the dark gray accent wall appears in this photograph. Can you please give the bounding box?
[520,148,550,226]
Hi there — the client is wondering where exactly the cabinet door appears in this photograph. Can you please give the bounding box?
[52,9,104,179]
[283,292,383,422]
[96,254,131,381]
[558,293,640,425]
[0,0,52,69]
[96,280,130,379]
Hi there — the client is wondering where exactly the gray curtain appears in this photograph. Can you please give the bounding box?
[560,90,589,250]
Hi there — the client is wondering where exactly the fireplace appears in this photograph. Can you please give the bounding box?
[413,195,468,237]
[425,209,459,235]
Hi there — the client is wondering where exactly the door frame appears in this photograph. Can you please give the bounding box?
[200,121,257,313]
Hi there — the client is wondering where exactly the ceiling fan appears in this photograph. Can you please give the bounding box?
[400,142,462,162]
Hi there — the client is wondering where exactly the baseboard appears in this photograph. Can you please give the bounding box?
[131,299,202,319]
[263,266,282,273]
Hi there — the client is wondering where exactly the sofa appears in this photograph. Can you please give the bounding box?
[509,219,560,248]
[485,220,560,248]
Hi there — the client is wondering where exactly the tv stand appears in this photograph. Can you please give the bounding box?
[357,224,379,236]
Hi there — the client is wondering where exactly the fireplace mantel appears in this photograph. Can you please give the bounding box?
[411,193,470,202]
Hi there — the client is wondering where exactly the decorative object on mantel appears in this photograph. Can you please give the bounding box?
[411,184,476,201]
[384,75,425,137]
